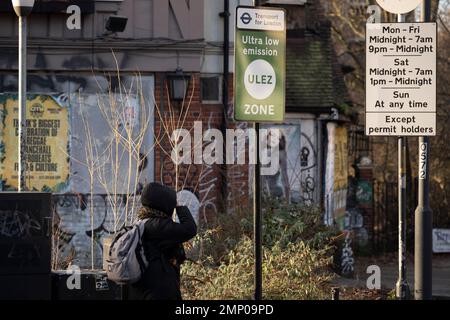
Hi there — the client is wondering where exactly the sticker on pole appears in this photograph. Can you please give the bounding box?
[376,0,422,14]
[234,6,286,122]
[366,23,437,136]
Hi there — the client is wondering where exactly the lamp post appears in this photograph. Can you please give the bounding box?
[11,0,34,192]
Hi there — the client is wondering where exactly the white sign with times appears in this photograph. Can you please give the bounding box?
[366,23,436,136]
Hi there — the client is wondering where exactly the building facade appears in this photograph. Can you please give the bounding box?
[0,0,350,269]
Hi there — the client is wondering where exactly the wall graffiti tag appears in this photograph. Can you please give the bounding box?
[338,209,360,278]
[356,180,373,205]
[0,209,42,238]
[0,193,52,274]
[52,193,139,270]
[300,147,310,167]
[341,230,355,277]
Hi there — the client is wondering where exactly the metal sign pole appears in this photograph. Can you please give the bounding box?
[371,0,435,300]
[395,12,410,301]
[254,122,262,300]
[18,15,27,192]
[396,135,410,299]
[415,0,433,300]
[12,0,35,192]
[236,1,285,300]
[252,0,263,302]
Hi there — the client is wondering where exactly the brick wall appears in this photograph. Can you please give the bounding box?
[153,72,251,222]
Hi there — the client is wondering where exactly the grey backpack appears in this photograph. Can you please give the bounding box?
[106,219,149,285]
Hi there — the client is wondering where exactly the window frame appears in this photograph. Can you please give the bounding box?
[200,74,223,105]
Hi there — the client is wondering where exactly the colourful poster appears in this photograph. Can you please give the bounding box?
[0,94,70,192]
[334,126,348,191]
[333,126,348,220]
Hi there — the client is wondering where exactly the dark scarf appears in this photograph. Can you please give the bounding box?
[137,206,170,220]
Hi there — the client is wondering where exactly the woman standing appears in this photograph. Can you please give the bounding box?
[128,182,197,300]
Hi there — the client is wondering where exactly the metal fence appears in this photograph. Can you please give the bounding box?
[372,180,417,254]
[349,125,372,164]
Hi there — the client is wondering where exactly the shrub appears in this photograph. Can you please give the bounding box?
[181,199,339,300]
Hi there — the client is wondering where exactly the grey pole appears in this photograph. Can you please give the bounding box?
[415,0,433,300]
[396,136,410,299]
[18,15,27,192]
[254,122,262,300]
[12,0,35,192]
[415,137,433,300]
[395,13,410,301]
[253,0,262,302]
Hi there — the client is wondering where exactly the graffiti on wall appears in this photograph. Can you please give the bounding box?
[0,209,42,238]
[161,144,205,219]
[0,208,46,271]
[53,193,140,270]
[162,112,223,221]
[224,99,252,213]
[197,113,219,220]
[340,209,355,277]
[341,230,355,277]
[0,94,70,192]
[299,131,318,205]
[177,189,200,225]
[356,180,373,205]
[0,194,52,274]
[0,75,155,271]
[262,120,319,205]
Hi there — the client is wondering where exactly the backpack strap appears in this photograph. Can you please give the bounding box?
[137,218,172,274]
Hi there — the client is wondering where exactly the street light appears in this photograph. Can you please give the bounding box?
[11,0,34,192]
[169,68,190,101]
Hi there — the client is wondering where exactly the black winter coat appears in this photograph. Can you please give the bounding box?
[128,206,197,300]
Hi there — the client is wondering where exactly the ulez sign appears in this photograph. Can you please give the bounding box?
[366,23,437,136]
[234,6,286,122]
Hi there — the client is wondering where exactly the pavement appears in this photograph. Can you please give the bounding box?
[331,254,450,298]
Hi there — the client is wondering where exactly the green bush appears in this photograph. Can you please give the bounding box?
[181,199,339,300]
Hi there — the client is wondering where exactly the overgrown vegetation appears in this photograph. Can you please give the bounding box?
[181,199,340,300]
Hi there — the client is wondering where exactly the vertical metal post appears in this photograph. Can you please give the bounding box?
[415,137,433,300]
[254,122,262,300]
[396,137,410,299]
[395,13,410,301]
[221,0,230,206]
[253,0,262,302]
[415,0,433,301]
[331,287,340,301]
[18,15,27,192]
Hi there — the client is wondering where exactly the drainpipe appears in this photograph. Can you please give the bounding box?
[220,0,230,212]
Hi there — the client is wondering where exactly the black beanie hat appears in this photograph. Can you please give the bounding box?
[141,183,177,215]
